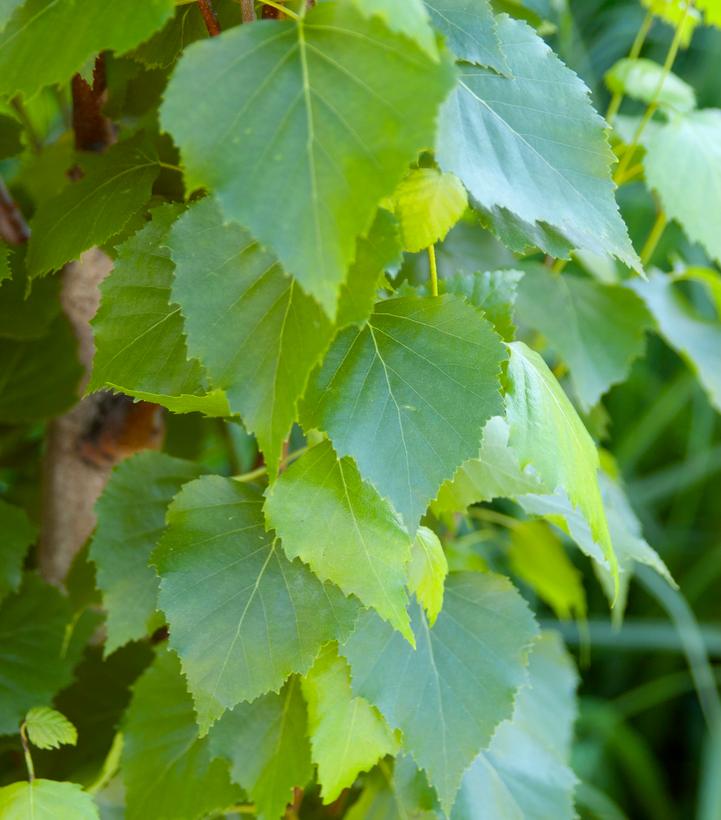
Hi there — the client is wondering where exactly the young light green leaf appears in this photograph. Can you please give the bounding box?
[0,499,35,603]
[341,572,538,813]
[642,109,721,265]
[0,0,175,99]
[161,2,456,315]
[630,269,721,412]
[389,167,468,252]
[152,476,359,731]
[0,575,75,735]
[90,451,203,655]
[424,0,508,71]
[88,203,226,416]
[504,342,618,587]
[408,525,448,625]
[641,0,700,45]
[452,632,578,820]
[437,15,639,269]
[26,136,159,279]
[0,315,82,424]
[443,269,524,340]
[303,644,399,803]
[434,416,543,516]
[351,0,439,58]
[515,265,652,409]
[302,295,506,530]
[24,707,77,750]
[0,780,99,820]
[169,197,333,475]
[266,441,413,641]
[507,521,586,621]
[605,58,695,112]
[209,678,312,820]
[122,650,239,820]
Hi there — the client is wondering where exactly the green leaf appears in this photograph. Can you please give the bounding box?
[519,470,676,616]
[515,265,652,409]
[0,0,23,32]
[265,440,414,641]
[161,2,456,315]
[131,3,207,70]
[0,242,9,282]
[389,167,467,252]
[407,525,448,625]
[88,202,226,416]
[0,574,75,735]
[27,136,159,279]
[452,632,578,820]
[301,295,506,529]
[437,15,638,268]
[341,572,538,813]
[0,111,22,159]
[209,677,312,820]
[352,0,439,58]
[504,341,618,587]
[0,780,99,820]
[24,707,77,750]
[642,109,721,265]
[169,197,332,474]
[122,649,239,820]
[90,451,203,654]
[302,643,399,803]
[0,315,82,424]
[697,0,721,26]
[424,0,507,71]
[507,521,586,621]
[152,475,359,731]
[0,255,60,340]
[442,269,523,340]
[434,416,543,515]
[605,58,695,112]
[641,0,700,45]
[0,0,175,99]
[336,208,403,327]
[0,499,35,602]
[630,269,721,411]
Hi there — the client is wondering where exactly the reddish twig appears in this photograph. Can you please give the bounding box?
[0,177,30,245]
[197,0,221,35]
[72,54,113,153]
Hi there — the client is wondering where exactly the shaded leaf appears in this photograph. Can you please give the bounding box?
[515,265,652,409]
[161,2,455,314]
[122,649,239,820]
[88,203,226,415]
[0,254,60,339]
[424,0,507,71]
[209,678,312,820]
[0,499,35,603]
[302,295,506,529]
[341,572,538,812]
[0,0,175,99]
[152,476,359,730]
[265,440,413,641]
[27,136,159,279]
[89,451,203,654]
[437,15,638,268]
[442,268,523,339]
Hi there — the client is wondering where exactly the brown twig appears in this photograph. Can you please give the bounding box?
[71,55,113,153]
[0,177,30,245]
[240,0,255,23]
[197,0,221,35]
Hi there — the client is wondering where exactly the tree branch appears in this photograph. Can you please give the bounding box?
[0,177,30,245]
[197,0,221,36]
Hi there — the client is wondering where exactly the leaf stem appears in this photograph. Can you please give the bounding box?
[640,209,668,266]
[260,0,299,20]
[157,161,184,173]
[233,445,309,483]
[197,0,221,36]
[11,97,42,153]
[468,507,522,531]
[614,5,690,183]
[19,722,35,782]
[427,244,439,296]
[605,10,654,124]
[0,176,30,245]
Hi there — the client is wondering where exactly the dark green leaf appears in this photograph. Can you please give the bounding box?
[0,499,35,603]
